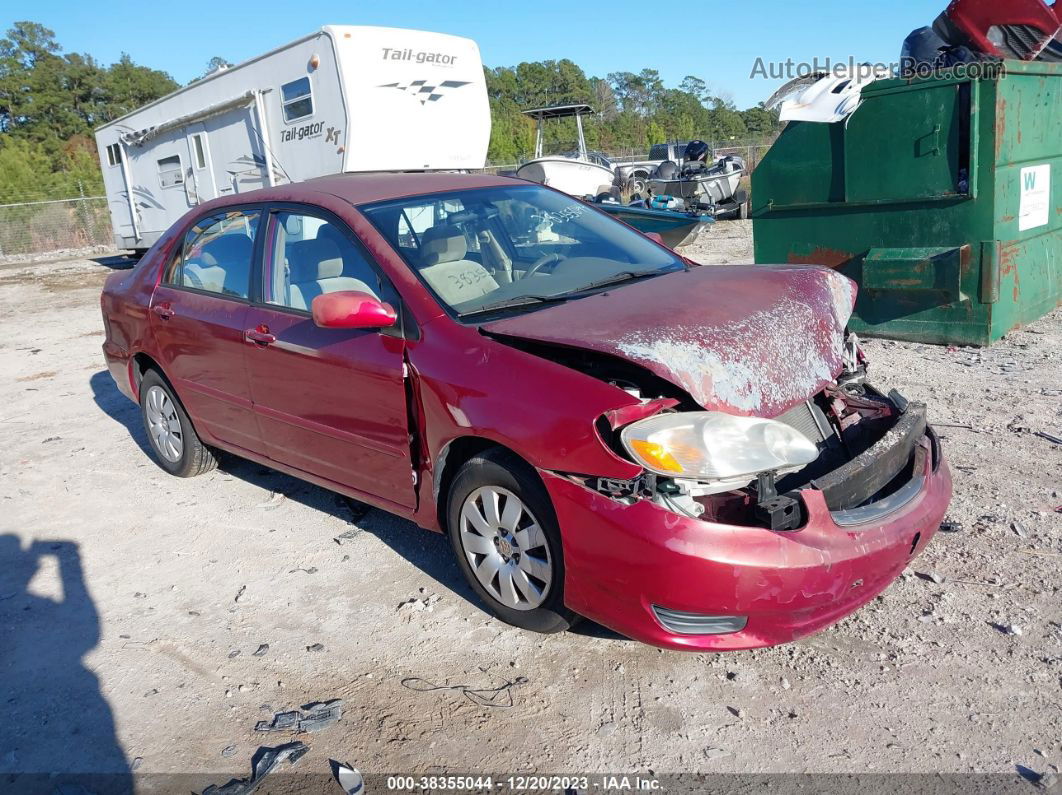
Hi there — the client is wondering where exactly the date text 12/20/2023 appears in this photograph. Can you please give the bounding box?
[384,775,662,791]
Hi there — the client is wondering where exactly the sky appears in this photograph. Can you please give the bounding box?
[4,0,946,108]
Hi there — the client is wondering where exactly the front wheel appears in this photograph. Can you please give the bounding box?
[139,369,218,478]
[447,449,577,633]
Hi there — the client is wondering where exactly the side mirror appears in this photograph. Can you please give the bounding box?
[311,291,397,330]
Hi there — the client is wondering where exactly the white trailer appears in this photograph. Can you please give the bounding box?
[94,25,491,251]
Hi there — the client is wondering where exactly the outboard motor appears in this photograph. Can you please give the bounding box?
[682,140,711,165]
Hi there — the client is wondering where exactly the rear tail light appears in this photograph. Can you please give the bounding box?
[934,0,1062,61]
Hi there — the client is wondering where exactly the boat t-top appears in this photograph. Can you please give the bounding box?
[515,104,617,199]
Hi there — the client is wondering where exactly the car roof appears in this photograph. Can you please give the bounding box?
[208,172,520,208]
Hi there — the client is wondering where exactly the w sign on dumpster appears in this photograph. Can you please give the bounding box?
[1020,165,1050,232]
[752,61,1061,346]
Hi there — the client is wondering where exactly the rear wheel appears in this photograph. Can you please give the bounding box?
[446,449,577,633]
[139,369,218,478]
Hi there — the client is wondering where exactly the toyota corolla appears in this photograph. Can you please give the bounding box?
[100,173,952,651]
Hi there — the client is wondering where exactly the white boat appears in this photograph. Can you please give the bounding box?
[649,154,747,214]
[515,105,617,198]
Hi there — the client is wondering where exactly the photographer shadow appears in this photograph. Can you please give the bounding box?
[0,534,131,791]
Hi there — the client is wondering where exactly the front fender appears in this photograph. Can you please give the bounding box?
[407,318,644,528]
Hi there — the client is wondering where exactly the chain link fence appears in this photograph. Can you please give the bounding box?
[0,194,111,257]
[0,139,775,257]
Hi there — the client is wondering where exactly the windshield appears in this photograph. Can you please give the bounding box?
[361,185,685,319]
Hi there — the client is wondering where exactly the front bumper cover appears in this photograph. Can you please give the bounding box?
[544,426,952,651]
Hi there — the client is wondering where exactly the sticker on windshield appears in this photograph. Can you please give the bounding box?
[542,205,586,225]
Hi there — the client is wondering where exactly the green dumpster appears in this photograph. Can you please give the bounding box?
[752,61,1060,346]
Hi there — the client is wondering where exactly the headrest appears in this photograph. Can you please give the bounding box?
[200,233,252,267]
[288,238,344,282]
[420,225,468,266]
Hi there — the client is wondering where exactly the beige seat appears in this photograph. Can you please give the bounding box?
[184,233,253,296]
[418,226,498,305]
[286,238,376,310]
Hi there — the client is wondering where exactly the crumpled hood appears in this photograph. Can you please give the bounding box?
[482,264,857,418]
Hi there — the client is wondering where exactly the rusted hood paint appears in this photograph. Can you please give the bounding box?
[483,265,857,418]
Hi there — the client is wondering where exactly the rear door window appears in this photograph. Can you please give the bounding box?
[166,210,261,299]
[262,211,390,311]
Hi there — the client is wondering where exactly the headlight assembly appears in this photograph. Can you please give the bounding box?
[620,411,820,493]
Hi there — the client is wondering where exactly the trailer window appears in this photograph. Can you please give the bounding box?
[191,134,207,170]
[281,77,313,123]
[106,143,122,167]
[157,155,184,188]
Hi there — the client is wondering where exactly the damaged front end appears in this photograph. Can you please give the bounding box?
[588,338,941,533]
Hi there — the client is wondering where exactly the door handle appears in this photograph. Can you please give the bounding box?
[152,303,174,319]
[244,326,276,345]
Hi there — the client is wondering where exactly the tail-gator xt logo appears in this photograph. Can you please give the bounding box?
[379,80,470,104]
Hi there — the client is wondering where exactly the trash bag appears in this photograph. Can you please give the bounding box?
[900,26,993,74]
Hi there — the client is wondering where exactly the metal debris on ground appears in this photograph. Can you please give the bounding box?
[288,567,318,575]
[401,673,529,709]
[1035,771,1059,791]
[397,593,441,616]
[330,760,365,795]
[993,623,1023,636]
[201,741,308,795]
[234,585,246,603]
[1012,521,1030,539]
[252,644,269,657]
[939,520,963,533]
[1034,431,1062,445]
[305,643,324,652]
[917,571,947,585]
[255,699,343,734]
[333,528,361,545]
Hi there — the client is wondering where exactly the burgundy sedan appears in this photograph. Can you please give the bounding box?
[100,173,952,651]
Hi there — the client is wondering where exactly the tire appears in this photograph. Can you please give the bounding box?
[446,448,578,633]
[139,369,219,478]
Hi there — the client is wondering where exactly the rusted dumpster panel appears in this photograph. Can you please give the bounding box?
[753,61,1060,346]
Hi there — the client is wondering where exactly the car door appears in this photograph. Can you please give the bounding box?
[242,206,416,509]
[149,208,262,452]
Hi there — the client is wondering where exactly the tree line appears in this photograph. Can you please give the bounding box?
[486,62,780,163]
[0,21,179,201]
[0,21,781,202]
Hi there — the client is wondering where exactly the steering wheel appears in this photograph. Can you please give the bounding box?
[524,252,564,278]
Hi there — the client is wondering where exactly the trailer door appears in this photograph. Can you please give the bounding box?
[186,129,216,203]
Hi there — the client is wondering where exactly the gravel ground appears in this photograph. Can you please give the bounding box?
[1,234,1059,790]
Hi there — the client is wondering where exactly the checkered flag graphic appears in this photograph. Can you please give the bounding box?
[379,80,471,104]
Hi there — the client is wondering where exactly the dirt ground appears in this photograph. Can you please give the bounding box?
[1,223,1060,791]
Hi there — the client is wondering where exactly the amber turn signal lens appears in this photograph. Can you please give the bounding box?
[627,439,683,474]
